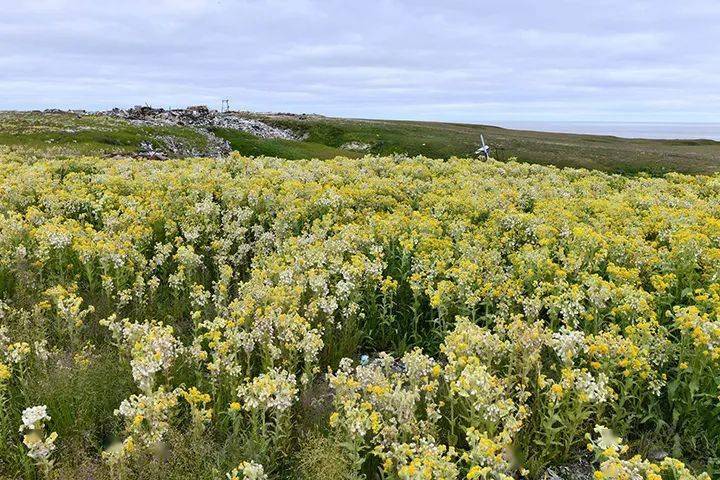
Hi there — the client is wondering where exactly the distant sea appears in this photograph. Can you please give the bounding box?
[496,121,720,141]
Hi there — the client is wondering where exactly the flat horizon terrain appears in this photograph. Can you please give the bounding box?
[493,120,720,140]
[2,110,720,175]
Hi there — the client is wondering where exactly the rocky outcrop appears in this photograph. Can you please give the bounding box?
[37,105,304,159]
[100,105,301,141]
[341,141,373,152]
[136,129,232,159]
[200,115,299,140]
[543,459,594,480]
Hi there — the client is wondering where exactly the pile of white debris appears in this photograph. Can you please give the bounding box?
[99,105,302,141]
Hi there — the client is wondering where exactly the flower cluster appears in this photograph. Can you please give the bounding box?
[236,367,298,412]
[1,154,718,477]
[101,315,183,392]
[181,386,213,433]
[378,437,458,480]
[19,405,58,476]
[587,425,711,480]
[226,461,267,480]
[44,284,95,338]
[114,387,182,448]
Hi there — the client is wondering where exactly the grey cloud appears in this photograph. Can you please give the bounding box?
[1,0,718,122]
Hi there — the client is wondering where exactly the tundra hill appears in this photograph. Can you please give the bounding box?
[2,109,720,175]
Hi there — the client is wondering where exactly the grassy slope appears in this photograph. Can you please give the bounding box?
[2,111,720,175]
[251,115,720,175]
[0,112,212,158]
[210,127,358,160]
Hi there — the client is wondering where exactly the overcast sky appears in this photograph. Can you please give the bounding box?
[2,0,719,123]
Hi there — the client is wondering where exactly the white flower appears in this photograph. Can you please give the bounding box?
[236,368,297,412]
[20,405,51,432]
[19,405,57,471]
[101,316,183,392]
[227,461,267,480]
[593,424,622,450]
[551,327,586,364]
[574,371,611,404]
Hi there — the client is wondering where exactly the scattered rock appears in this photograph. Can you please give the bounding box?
[647,449,669,462]
[137,140,167,160]
[543,459,594,480]
[186,105,210,116]
[135,131,231,159]
[341,141,372,152]
[38,105,302,159]
[43,108,87,115]
[201,115,299,140]
[99,105,301,141]
[126,105,163,120]
[197,129,232,157]
[136,151,167,160]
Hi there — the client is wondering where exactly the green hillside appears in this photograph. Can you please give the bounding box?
[2,110,720,175]
[250,114,720,175]
[0,112,214,158]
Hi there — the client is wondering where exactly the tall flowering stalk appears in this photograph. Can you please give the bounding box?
[101,316,183,394]
[234,367,298,460]
[19,405,57,478]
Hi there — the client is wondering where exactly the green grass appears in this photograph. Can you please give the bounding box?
[253,115,720,175]
[0,112,212,158]
[2,111,720,175]
[210,128,358,160]
[256,117,481,158]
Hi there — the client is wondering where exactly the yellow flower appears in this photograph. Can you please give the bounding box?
[183,387,211,405]
[550,384,564,397]
[132,414,144,427]
[0,363,11,383]
[467,465,482,479]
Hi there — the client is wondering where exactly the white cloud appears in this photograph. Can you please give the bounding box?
[1,0,719,122]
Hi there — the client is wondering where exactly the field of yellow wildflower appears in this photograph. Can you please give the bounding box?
[0,152,718,479]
